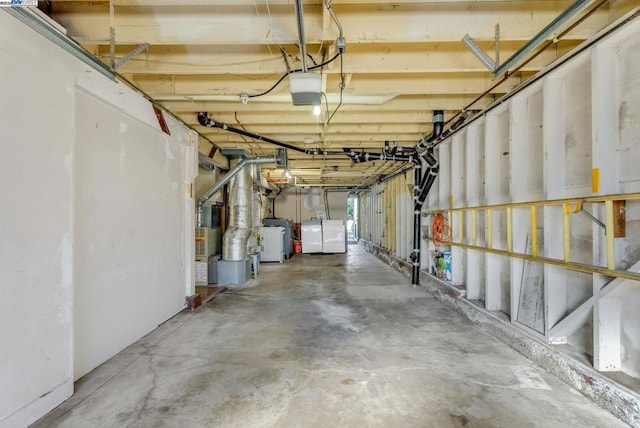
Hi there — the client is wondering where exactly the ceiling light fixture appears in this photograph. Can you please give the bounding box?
[312,105,321,116]
[289,72,322,106]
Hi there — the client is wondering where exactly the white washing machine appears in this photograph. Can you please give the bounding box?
[301,220,323,253]
[322,220,346,253]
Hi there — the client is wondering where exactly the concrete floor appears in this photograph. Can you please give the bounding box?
[36,245,626,427]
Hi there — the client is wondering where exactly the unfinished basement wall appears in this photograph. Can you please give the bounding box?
[420,14,640,379]
[273,188,348,226]
[0,11,196,427]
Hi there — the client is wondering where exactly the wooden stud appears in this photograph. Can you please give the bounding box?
[507,206,513,253]
[563,204,571,262]
[605,200,615,270]
[613,200,626,238]
[530,205,538,257]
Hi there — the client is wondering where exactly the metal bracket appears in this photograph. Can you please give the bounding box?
[115,43,150,69]
[565,201,605,230]
[461,33,497,73]
[495,23,500,67]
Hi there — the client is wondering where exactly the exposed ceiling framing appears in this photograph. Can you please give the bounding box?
[48,0,633,187]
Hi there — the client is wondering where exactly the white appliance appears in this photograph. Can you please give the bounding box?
[301,220,323,253]
[322,220,346,253]
[259,226,285,262]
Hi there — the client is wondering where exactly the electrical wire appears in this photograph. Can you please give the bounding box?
[326,52,344,125]
[430,212,451,246]
[321,92,330,117]
[248,52,342,98]
[295,43,319,66]
[324,0,344,38]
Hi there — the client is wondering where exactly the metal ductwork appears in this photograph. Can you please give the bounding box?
[196,156,276,227]
[224,158,253,261]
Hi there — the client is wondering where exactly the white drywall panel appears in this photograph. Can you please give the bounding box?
[0,12,77,427]
[615,31,640,379]
[195,167,222,205]
[618,32,640,191]
[73,89,188,379]
[526,90,544,199]
[621,285,640,379]
[563,57,593,196]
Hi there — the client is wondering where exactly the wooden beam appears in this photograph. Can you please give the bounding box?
[158,94,495,113]
[96,40,581,75]
[126,72,519,96]
[52,2,606,45]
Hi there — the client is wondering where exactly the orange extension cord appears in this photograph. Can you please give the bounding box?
[430,212,451,246]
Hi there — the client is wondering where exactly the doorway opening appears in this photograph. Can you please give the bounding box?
[347,196,358,244]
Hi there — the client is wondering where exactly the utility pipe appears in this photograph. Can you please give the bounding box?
[343,149,418,164]
[198,113,308,154]
[223,159,253,261]
[294,0,308,73]
[411,111,444,286]
[196,156,276,227]
[197,113,347,157]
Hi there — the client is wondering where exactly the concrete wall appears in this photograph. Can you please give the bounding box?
[0,11,196,427]
[273,188,348,226]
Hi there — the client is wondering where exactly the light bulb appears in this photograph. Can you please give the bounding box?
[312,105,321,116]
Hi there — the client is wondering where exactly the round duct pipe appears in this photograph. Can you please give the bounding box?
[223,158,253,261]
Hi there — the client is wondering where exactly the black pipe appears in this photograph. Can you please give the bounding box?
[198,113,349,157]
[343,149,417,164]
[416,167,439,208]
[411,111,444,285]
[410,165,422,284]
[416,110,445,152]
[198,113,309,154]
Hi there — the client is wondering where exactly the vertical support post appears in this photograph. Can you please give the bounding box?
[487,208,493,249]
[471,210,477,246]
[109,1,115,69]
[507,207,513,253]
[543,76,567,341]
[465,123,484,299]
[530,205,538,258]
[451,132,466,286]
[563,205,571,262]
[542,76,570,342]
[510,95,528,322]
[485,113,503,310]
[592,44,621,371]
[395,177,401,258]
[605,200,615,270]
[594,295,622,371]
